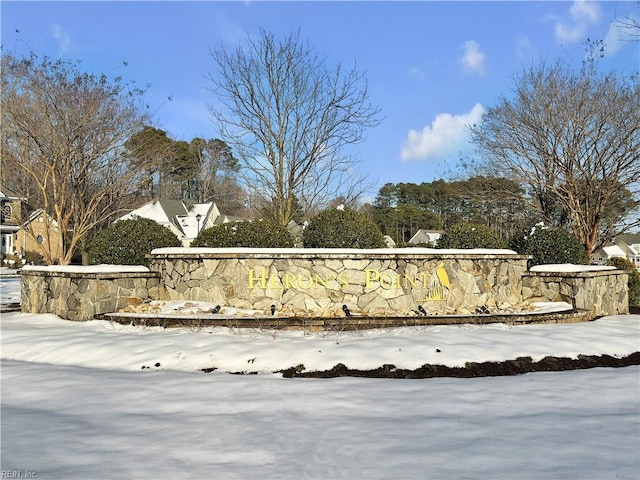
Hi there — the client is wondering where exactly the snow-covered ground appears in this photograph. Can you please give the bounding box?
[1,271,639,479]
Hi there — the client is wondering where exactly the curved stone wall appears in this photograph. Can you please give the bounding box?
[19,250,629,322]
[149,248,530,317]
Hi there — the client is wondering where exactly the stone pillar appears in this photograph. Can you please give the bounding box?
[522,268,629,319]
[21,265,161,321]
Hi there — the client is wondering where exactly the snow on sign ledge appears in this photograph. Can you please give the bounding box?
[529,264,617,273]
[21,264,150,274]
[150,247,520,256]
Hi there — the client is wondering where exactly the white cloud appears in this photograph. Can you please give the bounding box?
[555,23,583,43]
[555,0,601,43]
[401,103,485,162]
[460,40,486,74]
[570,0,600,23]
[515,34,536,62]
[51,24,74,54]
[602,19,627,57]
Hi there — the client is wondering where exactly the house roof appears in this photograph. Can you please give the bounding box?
[616,233,640,244]
[0,185,26,200]
[120,200,184,225]
[601,245,627,258]
[213,214,245,225]
[408,229,443,244]
[175,203,219,239]
[158,199,189,221]
[595,233,640,260]
[119,199,227,239]
[615,233,640,254]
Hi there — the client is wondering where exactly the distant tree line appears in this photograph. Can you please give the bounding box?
[369,177,531,244]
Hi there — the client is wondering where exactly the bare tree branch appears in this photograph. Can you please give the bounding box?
[1,53,149,264]
[616,2,640,42]
[206,28,382,225]
[469,56,640,259]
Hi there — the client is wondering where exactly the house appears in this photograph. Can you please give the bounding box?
[0,186,25,258]
[118,199,242,247]
[1,186,62,262]
[383,235,396,248]
[408,229,443,246]
[286,221,304,248]
[592,233,640,268]
[213,213,248,226]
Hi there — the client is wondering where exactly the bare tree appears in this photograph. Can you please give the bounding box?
[469,56,640,259]
[1,53,149,264]
[616,2,640,42]
[207,29,382,225]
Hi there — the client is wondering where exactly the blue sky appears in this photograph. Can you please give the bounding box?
[2,1,639,194]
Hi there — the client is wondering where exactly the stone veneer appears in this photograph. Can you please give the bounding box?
[149,248,530,317]
[20,250,630,322]
[522,266,629,319]
[20,265,161,321]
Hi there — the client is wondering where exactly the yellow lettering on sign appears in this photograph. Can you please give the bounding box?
[247,266,452,293]
[379,273,395,289]
[314,274,329,288]
[365,269,379,288]
[298,273,313,290]
[248,268,267,288]
[403,274,418,289]
[284,273,297,289]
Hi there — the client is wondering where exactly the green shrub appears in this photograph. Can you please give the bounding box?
[437,223,507,249]
[88,216,181,266]
[509,223,588,266]
[192,219,295,248]
[608,256,640,307]
[303,207,386,248]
